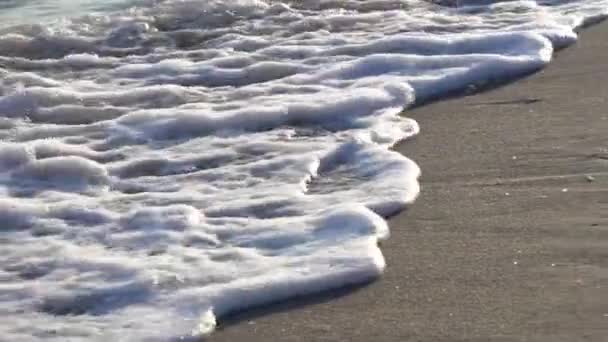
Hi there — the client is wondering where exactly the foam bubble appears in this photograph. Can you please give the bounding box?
[14,156,109,191]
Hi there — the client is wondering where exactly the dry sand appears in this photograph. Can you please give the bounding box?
[209,22,608,342]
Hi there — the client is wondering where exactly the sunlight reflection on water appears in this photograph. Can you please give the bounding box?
[0,0,131,26]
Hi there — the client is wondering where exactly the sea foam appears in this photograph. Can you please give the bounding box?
[0,0,606,340]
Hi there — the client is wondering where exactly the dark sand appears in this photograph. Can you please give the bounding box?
[210,22,608,342]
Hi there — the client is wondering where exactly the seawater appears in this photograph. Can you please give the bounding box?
[0,0,606,340]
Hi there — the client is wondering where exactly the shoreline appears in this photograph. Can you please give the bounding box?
[210,21,608,342]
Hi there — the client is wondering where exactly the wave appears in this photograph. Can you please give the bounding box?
[0,0,606,340]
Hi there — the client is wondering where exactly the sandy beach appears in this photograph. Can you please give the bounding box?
[209,21,608,342]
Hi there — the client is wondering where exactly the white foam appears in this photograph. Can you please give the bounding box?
[0,0,606,340]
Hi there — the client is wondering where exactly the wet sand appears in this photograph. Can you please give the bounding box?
[209,22,608,342]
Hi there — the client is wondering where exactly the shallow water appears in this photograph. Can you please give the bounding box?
[0,0,132,25]
[0,0,606,340]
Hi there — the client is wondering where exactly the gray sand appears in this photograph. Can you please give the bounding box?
[210,22,608,342]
